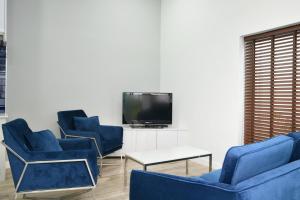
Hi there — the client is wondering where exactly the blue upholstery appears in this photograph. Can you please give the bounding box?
[97,125,123,155]
[2,118,99,193]
[58,138,93,151]
[65,129,102,155]
[57,109,87,137]
[198,169,222,183]
[74,116,100,132]
[219,135,293,185]
[287,132,300,161]
[25,130,63,152]
[57,110,123,157]
[130,135,298,200]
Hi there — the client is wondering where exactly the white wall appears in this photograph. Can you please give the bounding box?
[0,0,5,33]
[7,0,161,133]
[160,0,300,167]
[6,0,300,169]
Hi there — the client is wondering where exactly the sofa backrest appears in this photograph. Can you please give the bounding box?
[219,135,294,185]
[57,109,87,137]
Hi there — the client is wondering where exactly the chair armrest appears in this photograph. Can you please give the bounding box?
[58,138,92,151]
[1,141,99,192]
[18,150,98,192]
[65,130,101,145]
[28,149,99,178]
[130,170,237,200]
[64,130,98,139]
[18,160,97,192]
[99,125,123,133]
[65,130,102,156]
[98,125,123,141]
[100,124,123,129]
[28,149,97,162]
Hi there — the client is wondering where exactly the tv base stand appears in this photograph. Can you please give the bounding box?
[129,124,168,129]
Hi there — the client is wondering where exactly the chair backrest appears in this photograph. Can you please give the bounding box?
[2,118,33,187]
[219,135,294,185]
[57,109,87,138]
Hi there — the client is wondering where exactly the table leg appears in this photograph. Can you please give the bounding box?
[124,156,128,186]
[120,154,123,165]
[209,154,212,172]
[186,160,189,175]
[143,165,147,171]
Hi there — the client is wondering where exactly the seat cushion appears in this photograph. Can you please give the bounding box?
[219,135,293,185]
[25,130,63,152]
[287,132,300,162]
[73,116,100,132]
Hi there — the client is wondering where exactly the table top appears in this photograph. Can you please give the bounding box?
[125,146,212,166]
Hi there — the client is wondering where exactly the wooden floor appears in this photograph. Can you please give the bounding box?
[0,159,209,200]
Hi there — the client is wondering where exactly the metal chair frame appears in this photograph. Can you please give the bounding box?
[57,123,123,170]
[1,141,96,200]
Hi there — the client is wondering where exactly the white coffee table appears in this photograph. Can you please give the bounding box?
[124,146,212,185]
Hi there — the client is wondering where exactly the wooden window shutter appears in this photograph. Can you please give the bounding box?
[244,24,300,144]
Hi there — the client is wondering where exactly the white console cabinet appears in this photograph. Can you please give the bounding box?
[110,127,188,156]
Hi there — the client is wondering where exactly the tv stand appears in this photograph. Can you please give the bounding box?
[108,127,189,157]
[129,124,169,129]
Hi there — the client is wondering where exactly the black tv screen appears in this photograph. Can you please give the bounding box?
[122,92,172,125]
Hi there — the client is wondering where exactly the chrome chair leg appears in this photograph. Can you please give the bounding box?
[97,154,124,177]
[100,158,103,177]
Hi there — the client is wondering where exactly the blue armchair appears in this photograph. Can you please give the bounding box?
[57,110,123,160]
[2,118,99,199]
[130,135,300,200]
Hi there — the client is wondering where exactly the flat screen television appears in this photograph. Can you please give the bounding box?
[122,92,172,127]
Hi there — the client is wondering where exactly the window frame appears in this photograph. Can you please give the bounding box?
[244,24,300,144]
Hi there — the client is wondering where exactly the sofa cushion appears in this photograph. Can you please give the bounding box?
[73,116,100,132]
[287,132,300,162]
[25,130,63,152]
[219,135,293,185]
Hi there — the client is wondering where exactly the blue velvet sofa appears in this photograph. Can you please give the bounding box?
[130,135,300,200]
[57,109,123,158]
[2,118,99,198]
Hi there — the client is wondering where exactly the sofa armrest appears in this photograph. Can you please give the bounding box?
[234,160,300,200]
[58,138,92,151]
[130,170,238,200]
